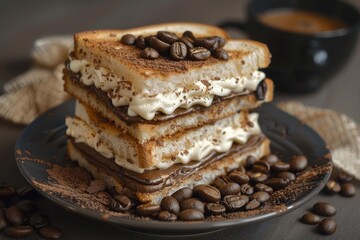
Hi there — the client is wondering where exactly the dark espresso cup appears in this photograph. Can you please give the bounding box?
[219,0,360,93]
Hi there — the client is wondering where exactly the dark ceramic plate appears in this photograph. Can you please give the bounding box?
[15,100,331,236]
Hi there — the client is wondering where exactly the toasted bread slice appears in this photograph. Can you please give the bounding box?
[67,135,270,204]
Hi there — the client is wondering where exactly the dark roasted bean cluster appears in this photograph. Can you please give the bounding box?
[324,171,356,197]
[0,183,63,239]
[108,153,309,221]
[120,30,229,61]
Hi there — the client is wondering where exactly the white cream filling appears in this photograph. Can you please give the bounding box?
[69,58,265,120]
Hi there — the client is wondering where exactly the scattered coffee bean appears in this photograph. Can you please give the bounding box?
[312,202,336,216]
[340,183,356,197]
[0,217,7,231]
[245,199,260,210]
[240,184,254,195]
[248,172,268,183]
[252,160,271,173]
[205,203,226,215]
[276,172,295,181]
[255,183,273,193]
[140,47,159,59]
[245,155,257,169]
[149,37,171,54]
[157,31,179,44]
[222,195,249,211]
[290,155,308,172]
[158,211,177,221]
[255,79,267,101]
[193,185,221,203]
[262,154,279,165]
[214,36,226,48]
[271,162,290,172]
[109,195,132,213]
[172,187,193,203]
[337,172,353,183]
[180,198,204,213]
[265,178,290,190]
[86,179,106,194]
[237,166,246,173]
[213,176,230,188]
[179,37,194,49]
[17,186,38,200]
[301,213,321,225]
[325,180,341,194]
[195,37,218,50]
[318,218,337,235]
[160,196,180,214]
[178,209,204,221]
[212,48,229,60]
[229,171,249,184]
[252,191,270,203]
[135,35,147,49]
[182,30,196,41]
[135,203,161,217]
[5,206,24,226]
[29,213,50,229]
[170,42,187,60]
[120,34,136,45]
[220,182,241,197]
[4,226,33,238]
[0,185,16,199]
[16,200,37,213]
[39,226,63,239]
[189,47,211,60]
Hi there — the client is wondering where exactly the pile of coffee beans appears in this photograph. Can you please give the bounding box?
[325,171,356,197]
[108,154,309,221]
[0,183,62,239]
[120,30,229,61]
[301,201,337,235]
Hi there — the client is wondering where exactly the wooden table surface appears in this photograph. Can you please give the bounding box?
[1,1,359,239]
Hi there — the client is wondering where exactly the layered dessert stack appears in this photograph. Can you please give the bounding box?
[64,23,273,204]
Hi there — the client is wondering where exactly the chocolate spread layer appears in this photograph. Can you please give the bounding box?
[71,134,265,193]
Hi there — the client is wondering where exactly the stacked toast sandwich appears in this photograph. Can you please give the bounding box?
[64,23,273,204]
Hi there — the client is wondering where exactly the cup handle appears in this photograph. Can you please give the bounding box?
[218,21,249,36]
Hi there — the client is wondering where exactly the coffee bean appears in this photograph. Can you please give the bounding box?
[178,209,204,221]
[312,202,336,216]
[170,42,187,60]
[325,180,341,194]
[193,185,221,203]
[276,172,295,181]
[262,154,279,165]
[149,37,171,54]
[252,160,271,173]
[171,187,193,203]
[16,200,37,213]
[180,198,204,213]
[5,206,24,226]
[160,196,180,214]
[248,172,268,183]
[17,186,39,200]
[301,213,321,225]
[229,171,249,184]
[318,218,337,235]
[182,30,196,41]
[222,195,249,211]
[140,47,159,59]
[265,178,290,190]
[109,195,132,213]
[0,208,4,218]
[271,162,290,172]
[86,179,106,194]
[240,184,254,195]
[252,191,270,203]
[179,37,194,49]
[214,176,231,188]
[158,211,177,221]
[205,203,226,215]
[255,183,273,193]
[29,213,50,229]
[290,155,308,172]
[0,217,6,231]
[245,155,257,169]
[220,183,241,197]
[0,199,5,208]
[135,203,161,217]
[135,35,147,49]
[157,31,179,44]
[214,36,226,48]
[245,199,260,210]
[189,47,211,60]
[195,37,218,50]
[340,183,356,197]
[0,185,16,199]
[337,172,353,183]
[212,48,229,60]
[39,226,63,239]
[237,166,246,173]
[5,226,33,238]
[120,34,136,45]
[255,79,267,101]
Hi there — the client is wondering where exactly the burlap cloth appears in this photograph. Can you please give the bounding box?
[1,36,359,179]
